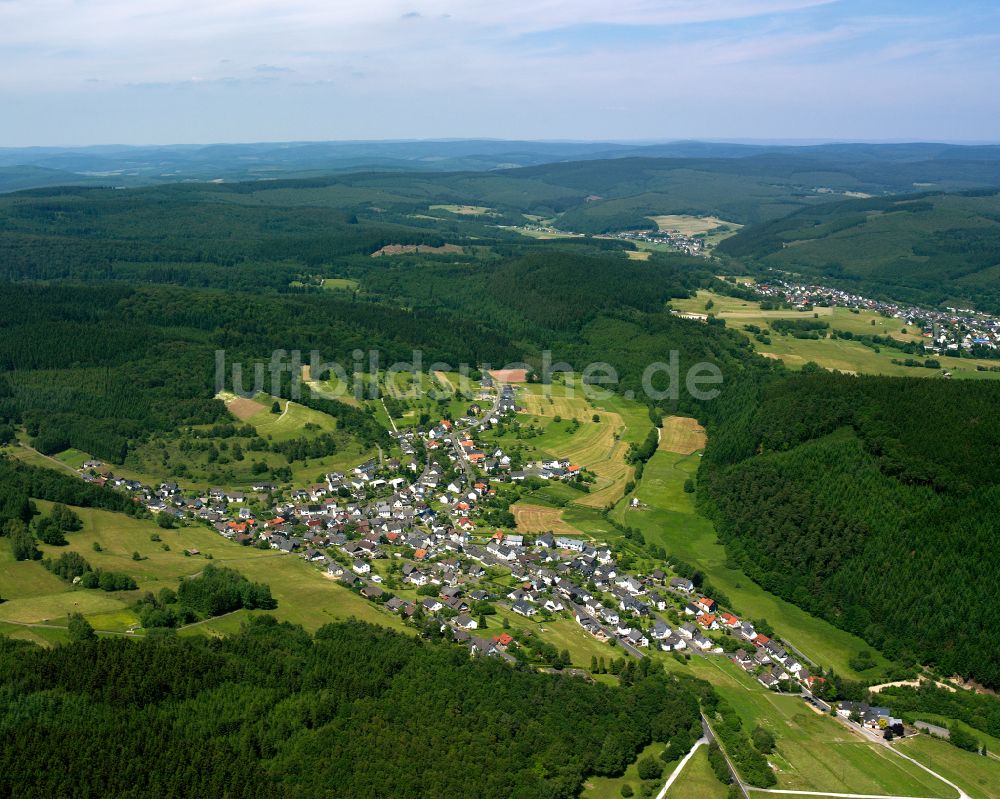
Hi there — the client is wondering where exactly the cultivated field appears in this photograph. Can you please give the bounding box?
[660,416,706,454]
[511,502,582,534]
[371,243,464,256]
[224,395,266,421]
[514,385,634,507]
[429,204,497,216]
[649,214,738,235]
[489,368,528,383]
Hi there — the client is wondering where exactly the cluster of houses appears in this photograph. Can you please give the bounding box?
[606,228,707,256]
[753,278,1000,355]
[836,702,905,737]
[72,378,830,692]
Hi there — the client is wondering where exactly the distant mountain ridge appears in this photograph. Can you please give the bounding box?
[3,139,1000,193]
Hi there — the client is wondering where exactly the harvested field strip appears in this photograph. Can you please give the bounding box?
[660,416,706,454]
[511,503,582,534]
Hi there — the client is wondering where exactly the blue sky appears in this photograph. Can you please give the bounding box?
[1,0,998,146]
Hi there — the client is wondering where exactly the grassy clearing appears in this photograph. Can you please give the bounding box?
[508,226,584,240]
[243,396,339,441]
[896,734,1000,799]
[0,589,129,625]
[371,243,464,256]
[665,745,727,799]
[0,621,70,646]
[52,448,91,469]
[625,249,651,260]
[902,712,1000,756]
[562,505,618,537]
[614,449,890,680]
[582,740,667,799]
[183,557,409,634]
[321,277,359,291]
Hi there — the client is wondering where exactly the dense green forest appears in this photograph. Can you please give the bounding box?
[0,225,757,463]
[0,618,702,799]
[717,190,1000,312]
[700,371,1000,688]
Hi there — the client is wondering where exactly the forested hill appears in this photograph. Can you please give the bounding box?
[0,245,760,464]
[717,190,1000,313]
[699,370,1000,688]
[0,617,702,799]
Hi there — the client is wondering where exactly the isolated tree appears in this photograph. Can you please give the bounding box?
[637,756,661,781]
[271,401,281,414]
[156,513,176,529]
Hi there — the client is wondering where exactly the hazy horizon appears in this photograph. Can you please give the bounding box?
[3,0,999,147]
[3,136,1000,152]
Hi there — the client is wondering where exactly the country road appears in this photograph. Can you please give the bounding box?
[655,737,706,799]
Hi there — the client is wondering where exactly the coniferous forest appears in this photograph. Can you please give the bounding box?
[700,370,1000,688]
[0,618,701,799]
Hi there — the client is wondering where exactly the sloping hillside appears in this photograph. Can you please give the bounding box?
[718,190,1000,311]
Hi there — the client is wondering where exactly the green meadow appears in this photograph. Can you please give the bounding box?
[1,500,406,637]
[895,734,1000,799]
[664,745,727,799]
[666,656,953,797]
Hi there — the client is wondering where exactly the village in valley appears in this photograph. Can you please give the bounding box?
[64,368,918,739]
[752,278,1000,356]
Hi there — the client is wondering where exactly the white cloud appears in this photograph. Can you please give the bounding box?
[0,0,995,143]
